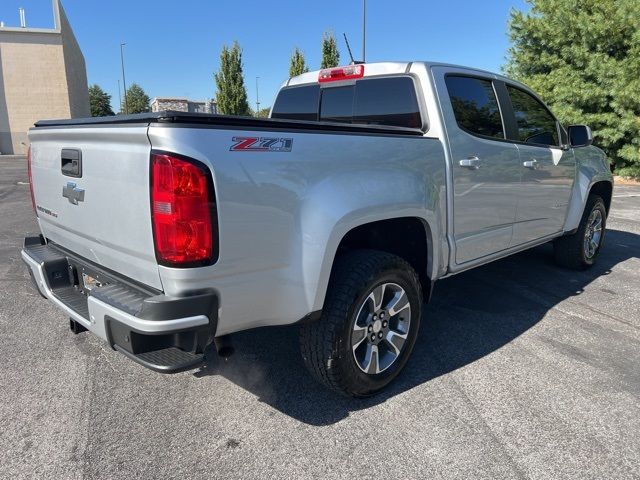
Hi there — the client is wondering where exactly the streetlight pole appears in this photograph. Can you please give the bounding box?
[120,43,128,115]
[117,79,122,115]
[255,76,260,114]
[362,0,366,62]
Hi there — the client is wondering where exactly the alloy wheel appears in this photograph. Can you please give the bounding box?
[351,282,412,374]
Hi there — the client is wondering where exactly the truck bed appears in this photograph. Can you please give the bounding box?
[28,105,445,337]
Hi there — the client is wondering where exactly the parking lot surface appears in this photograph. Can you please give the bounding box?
[1,156,639,479]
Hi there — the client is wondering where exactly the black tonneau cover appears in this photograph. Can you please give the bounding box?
[33,110,424,136]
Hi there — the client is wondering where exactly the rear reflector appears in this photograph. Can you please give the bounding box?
[27,147,37,216]
[318,64,364,83]
[150,152,216,267]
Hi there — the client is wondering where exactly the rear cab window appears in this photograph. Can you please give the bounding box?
[270,84,320,121]
[320,86,354,123]
[272,76,422,129]
[353,77,421,128]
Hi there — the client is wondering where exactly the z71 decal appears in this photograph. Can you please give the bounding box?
[230,136,293,152]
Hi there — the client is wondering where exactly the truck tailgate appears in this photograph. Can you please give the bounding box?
[28,125,162,290]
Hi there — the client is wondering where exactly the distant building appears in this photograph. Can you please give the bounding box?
[151,97,218,115]
[0,0,89,154]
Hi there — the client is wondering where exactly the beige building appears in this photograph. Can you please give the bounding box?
[0,0,89,154]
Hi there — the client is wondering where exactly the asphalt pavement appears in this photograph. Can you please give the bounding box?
[1,156,639,479]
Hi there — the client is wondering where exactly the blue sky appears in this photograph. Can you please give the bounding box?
[2,0,530,111]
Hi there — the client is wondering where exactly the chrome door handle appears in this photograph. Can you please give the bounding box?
[523,159,538,169]
[459,156,481,169]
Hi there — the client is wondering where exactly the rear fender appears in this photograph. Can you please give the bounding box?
[300,170,442,311]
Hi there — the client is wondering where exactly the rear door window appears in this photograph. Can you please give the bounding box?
[271,84,320,121]
[506,86,559,146]
[445,76,505,139]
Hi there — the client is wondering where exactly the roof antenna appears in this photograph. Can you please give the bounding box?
[343,33,363,65]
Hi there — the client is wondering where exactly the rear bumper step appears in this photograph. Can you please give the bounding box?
[22,236,217,373]
[115,346,204,373]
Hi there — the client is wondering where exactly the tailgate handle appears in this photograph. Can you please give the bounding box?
[61,149,82,177]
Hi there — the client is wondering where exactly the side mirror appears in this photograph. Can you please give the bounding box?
[568,125,593,148]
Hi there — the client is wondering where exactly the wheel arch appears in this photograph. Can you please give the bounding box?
[563,172,614,233]
[320,216,436,307]
[589,180,613,214]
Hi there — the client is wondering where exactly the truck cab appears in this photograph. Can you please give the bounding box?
[271,62,611,270]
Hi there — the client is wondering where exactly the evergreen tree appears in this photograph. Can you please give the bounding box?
[289,47,309,77]
[506,0,640,177]
[121,83,150,114]
[321,31,340,69]
[253,107,271,118]
[214,42,251,116]
[88,84,114,117]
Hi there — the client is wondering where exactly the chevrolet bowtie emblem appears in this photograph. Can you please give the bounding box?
[62,182,85,205]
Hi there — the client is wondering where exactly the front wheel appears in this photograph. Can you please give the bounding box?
[300,250,422,397]
[554,194,607,270]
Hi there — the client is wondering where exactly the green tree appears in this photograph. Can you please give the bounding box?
[506,0,640,177]
[321,31,340,69]
[214,41,251,116]
[289,47,309,77]
[89,84,114,117]
[252,107,271,118]
[121,83,150,114]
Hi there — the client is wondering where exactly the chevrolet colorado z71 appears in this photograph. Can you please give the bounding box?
[22,62,613,396]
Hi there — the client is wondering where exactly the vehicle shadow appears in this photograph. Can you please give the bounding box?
[194,228,639,425]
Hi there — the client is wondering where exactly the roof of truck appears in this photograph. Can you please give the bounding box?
[285,60,524,89]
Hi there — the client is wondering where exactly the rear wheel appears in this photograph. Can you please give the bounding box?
[554,194,607,270]
[300,250,422,397]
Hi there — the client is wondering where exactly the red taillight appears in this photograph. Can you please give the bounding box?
[150,152,215,266]
[27,147,37,216]
[318,64,364,83]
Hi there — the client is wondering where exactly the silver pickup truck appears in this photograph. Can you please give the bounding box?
[23,62,613,396]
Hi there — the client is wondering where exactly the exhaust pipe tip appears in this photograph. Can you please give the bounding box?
[213,335,234,358]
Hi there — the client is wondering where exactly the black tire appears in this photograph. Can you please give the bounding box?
[300,250,422,397]
[554,194,607,270]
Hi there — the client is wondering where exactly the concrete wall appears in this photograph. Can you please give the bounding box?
[151,98,218,114]
[0,0,88,154]
[58,1,89,119]
[0,33,67,154]
[0,43,11,154]
[152,99,190,113]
